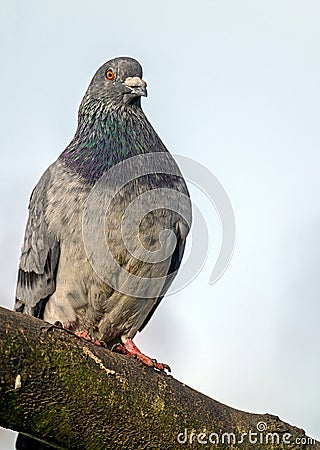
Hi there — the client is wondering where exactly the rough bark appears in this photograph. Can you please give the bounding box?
[0,306,318,450]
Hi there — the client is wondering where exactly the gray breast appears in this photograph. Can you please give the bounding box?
[42,160,190,344]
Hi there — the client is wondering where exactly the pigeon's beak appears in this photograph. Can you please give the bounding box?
[124,76,148,97]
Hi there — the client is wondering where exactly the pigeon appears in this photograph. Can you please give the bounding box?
[15,56,191,449]
[15,56,191,371]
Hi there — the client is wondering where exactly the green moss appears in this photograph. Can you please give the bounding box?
[1,309,316,450]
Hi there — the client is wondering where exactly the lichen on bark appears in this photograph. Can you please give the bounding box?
[0,307,318,450]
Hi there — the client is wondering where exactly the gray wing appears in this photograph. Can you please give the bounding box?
[139,220,188,332]
[15,164,60,318]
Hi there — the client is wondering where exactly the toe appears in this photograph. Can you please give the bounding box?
[154,362,171,373]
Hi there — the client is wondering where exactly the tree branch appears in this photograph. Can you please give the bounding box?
[0,306,318,449]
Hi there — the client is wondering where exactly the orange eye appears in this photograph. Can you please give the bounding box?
[106,69,115,80]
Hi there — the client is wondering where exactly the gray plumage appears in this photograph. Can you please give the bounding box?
[15,56,191,349]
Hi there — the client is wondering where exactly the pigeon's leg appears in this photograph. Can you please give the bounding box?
[113,338,171,372]
[45,322,103,345]
[75,330,101,346]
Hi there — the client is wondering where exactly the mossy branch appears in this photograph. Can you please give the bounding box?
[0,306,318,450]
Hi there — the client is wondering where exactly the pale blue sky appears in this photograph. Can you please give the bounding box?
[1,0,320,446]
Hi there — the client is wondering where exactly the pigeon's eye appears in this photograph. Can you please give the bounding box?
[106,69,115,81]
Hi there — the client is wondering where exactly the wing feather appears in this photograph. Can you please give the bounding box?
[139,220,188,332]
[15,165,60,317]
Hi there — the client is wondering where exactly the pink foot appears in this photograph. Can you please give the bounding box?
[113,338,171,373]
[75,330,101,346]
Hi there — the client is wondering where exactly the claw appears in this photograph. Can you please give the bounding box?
[75,331,101,346]
[112,338,170,373]
[153,361,171,372]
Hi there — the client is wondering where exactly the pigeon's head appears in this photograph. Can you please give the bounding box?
[84,57,147,108]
